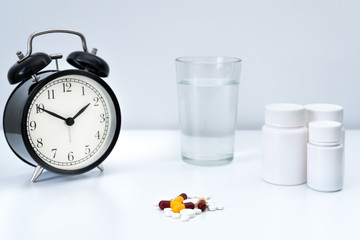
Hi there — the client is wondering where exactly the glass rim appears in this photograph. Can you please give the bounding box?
[175,56,242,64]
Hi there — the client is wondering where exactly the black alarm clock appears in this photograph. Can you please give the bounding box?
[4,29,121,182]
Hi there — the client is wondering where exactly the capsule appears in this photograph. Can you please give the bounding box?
[197,198,207,212]
[173,193,187,203]
[159,193,188,210]
[171,202,195,213]
[158,200,171,210]
[172,202,185,213]
[184,202,194,209]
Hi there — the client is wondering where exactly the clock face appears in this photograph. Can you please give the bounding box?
[25,74,118,172]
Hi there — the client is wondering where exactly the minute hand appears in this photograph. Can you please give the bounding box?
[41,108,67,121]
[73,103,91,120]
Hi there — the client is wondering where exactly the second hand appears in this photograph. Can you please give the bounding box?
[68,126,71,143]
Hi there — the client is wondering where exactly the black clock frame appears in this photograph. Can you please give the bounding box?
[3,69,121,175]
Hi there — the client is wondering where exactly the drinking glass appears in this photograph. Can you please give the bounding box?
[175,56,241,166]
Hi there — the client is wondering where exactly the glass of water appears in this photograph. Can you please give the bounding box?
[175,57,242,166]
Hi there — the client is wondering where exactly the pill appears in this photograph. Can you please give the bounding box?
[172,213,181,219]
[180,209,196,218]
[171,201,194,213]
[187,209,196,218]
[164,211,173,217]
[159,200,171,210]
[170,198,185,208]
[197,198,207,212]
[172,203,186,213]
[160,193,187,210]
[191,198,199,204]
[181,215,190,222]
[216,204,224,210]
[184,202,195,209]
[180,193,187,200]
[164,208,173,213]
[195,208,202,215]
[208,205,217,211]
[173,193,187,203]
[156,193,224,221]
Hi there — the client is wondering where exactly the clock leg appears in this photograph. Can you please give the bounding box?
[31,166,44,183]
[97,164,104,172]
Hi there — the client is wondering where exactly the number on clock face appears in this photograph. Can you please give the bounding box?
[26,76,113,170]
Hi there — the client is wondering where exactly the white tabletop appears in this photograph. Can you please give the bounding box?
[1,130,359,240]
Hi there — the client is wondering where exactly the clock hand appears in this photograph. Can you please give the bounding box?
[40,107,75,126]
[40,108,67,121]
[73,103,91,120]
[68,127,72,143]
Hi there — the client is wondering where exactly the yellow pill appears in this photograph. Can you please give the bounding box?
[173,196,184,203]
[170,201,178,209]
[171,200,182,208]
[172,203,185,213]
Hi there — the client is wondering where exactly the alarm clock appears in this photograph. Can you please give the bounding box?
[3,29,121,182]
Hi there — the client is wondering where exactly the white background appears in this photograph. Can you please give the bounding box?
[1,0,360,130]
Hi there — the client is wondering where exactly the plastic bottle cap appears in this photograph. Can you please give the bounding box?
[305,104,343,126]
[265,104,305,127]
[309,121,342,146]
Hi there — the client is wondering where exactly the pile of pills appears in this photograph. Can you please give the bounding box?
[156,193,224,222]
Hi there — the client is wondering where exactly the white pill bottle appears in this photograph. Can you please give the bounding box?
[307,121,344,192]
[305,104,344,143]
[262,104,307,185]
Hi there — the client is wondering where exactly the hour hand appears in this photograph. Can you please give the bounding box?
[73,103,91,120]
[40,107,67,121]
